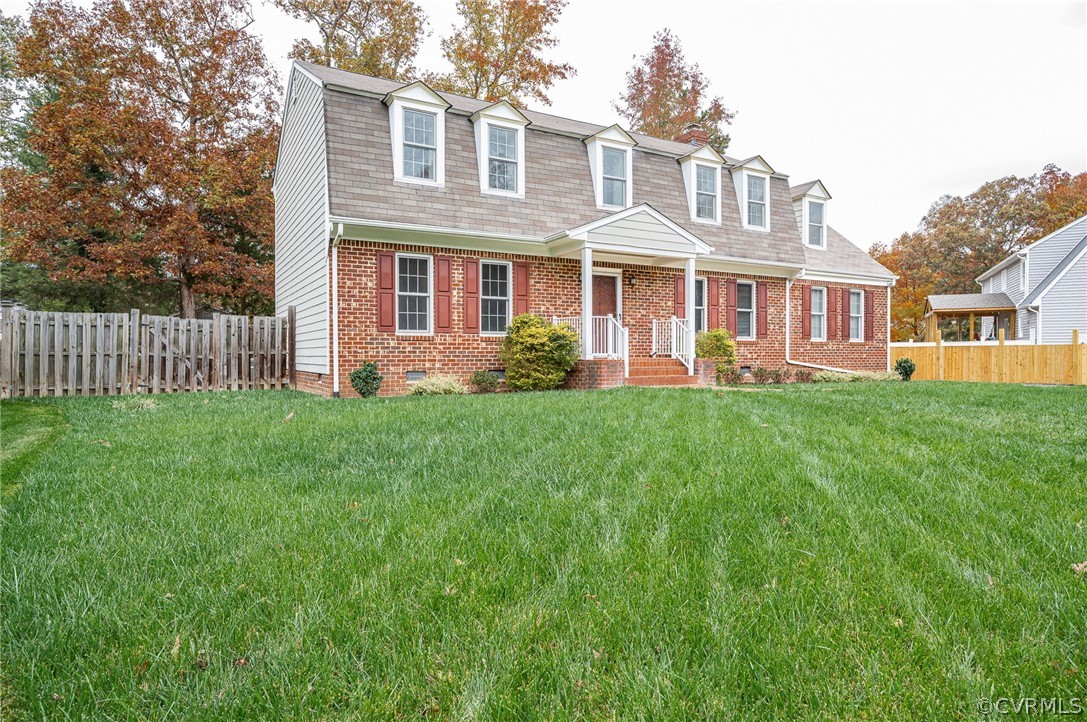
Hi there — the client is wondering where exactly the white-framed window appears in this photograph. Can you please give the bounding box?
[480,260,512,335]
[811,286,826,341]
[396,253,432,334]
[487,125,518,193]
[695,165,717,221]
[849,290,864,342]
[602,147,627,208]
[736,281,755,340]
[402,109,437,181]
[694,278,707,332]
[745,173,768,230]
[807,200,825,248]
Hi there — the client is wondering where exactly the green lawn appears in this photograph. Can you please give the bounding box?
[2,384,1085,720]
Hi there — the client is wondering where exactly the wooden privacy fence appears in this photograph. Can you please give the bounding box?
[891,330,1086,385]
[1,308,295,398]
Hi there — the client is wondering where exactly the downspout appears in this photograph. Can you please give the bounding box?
[331,222,343,398]
[783,276,861,375]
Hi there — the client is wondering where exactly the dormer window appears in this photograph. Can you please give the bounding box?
[807,201,825,248]
[731,156,775,232]
[602,147,627,207]
[471,101,529,198]
[696,166,717,220]
[747,174,767,228]
[585,125,636,210]
[403,109,437,180]
[384,81,449,187]
[679,144,724,225]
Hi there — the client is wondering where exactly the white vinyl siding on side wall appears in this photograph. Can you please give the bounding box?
[274,68,329,373]
[1040,254,1087,344]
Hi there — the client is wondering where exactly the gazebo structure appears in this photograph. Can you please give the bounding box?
[924,293,1016,342]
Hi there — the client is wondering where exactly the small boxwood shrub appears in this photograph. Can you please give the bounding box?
[793,369,814,384]
[894,357,917,381]
[718,367,746,386]
[499,314,579,392]
[695,328,737,367]
[349,362,383,397]
[407,375,467,396]
[751,366,773,385]
[769,368,792,384]
[470,370,500,394]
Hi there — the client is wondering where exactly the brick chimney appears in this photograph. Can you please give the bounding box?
[674,123,710,146]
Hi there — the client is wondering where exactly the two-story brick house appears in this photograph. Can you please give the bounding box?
[274,61,896,396]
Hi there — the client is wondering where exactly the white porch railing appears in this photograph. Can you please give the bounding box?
[651,317,694,373]
[553,315,629,376]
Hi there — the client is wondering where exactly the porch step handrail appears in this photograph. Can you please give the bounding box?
[553,315,628,375]
[651,316,694,374]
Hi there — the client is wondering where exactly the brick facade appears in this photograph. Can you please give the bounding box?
[310,241,889,397]
[563,359,625,390]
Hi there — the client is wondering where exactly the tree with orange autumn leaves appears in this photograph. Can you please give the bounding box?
[614,29,735,152]
[871,164,1087,341]
[1,0,279,317]
[428,0,574,106]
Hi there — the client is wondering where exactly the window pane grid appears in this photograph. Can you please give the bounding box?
[602,147,627,206]
[850,290,863,341]
[488,126,518,192]
[481,262,510,334]
[694,279,706,333]
[811,288,826,340]
[737,282,755,339]
[397,256,431,333]
[403,110,436,180]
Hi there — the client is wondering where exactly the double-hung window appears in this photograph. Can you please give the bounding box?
[602,147,627,207]
[397,254,431,334]
[488,126,517,192]
[811,287,826,341]
[694,278,707,332]
[403,109,437,181]
[480,261,511,334]
[695,166,717,221]
[849,290,864,342]
[747,174,767,228]
[808,201,825,248]
[736,281,755,339]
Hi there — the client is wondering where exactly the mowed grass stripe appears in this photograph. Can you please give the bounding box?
[1,384,1085,720]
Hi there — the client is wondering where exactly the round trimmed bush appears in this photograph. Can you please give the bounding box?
[499,314,579,392]
[349,362,383,397]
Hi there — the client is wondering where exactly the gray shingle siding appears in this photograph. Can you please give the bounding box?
[274,68,329,373]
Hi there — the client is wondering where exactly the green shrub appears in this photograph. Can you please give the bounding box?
[407,375,467,396]
[499,314,580,391]
[695,328,737,367]
[470,370,500,393]
[751,366,773,385]
[717,367,746,386]
[769,368,792,384]
[349,363,383,397]
[812,370,900,383]
[793,369,814,384]
[894,357,917,381]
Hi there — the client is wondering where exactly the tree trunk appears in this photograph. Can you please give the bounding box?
[180,281,197,319]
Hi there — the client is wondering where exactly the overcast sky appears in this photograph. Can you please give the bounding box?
[4,0,1085,249]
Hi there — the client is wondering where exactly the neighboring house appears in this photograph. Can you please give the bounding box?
[924,214,1087,343]
[274,61,896,396]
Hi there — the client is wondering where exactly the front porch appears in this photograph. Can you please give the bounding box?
[545,205,712,386]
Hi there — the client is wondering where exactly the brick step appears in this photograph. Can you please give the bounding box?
[626,366,693,377]
[628,358,689,369]
[625,374,700,387]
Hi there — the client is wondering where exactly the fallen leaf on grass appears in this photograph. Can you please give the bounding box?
[346,501,360,510]
[52,693,63,702]
[893,618,904,628]
[171,635,180,660]
[987,575,995,588]
[195,658,208,671]
[454,558,464,566]
[135,659,150,676]
[233,657,247,667]
[92,439,111,447]
[1073,561,1087,576]
[282,410,294,423]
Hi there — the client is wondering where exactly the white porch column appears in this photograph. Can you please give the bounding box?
[581,246,593,360]
[685,257,696,374]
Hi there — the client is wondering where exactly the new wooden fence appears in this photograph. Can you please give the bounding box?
[1,308,295,398]
[891,330,1086,385]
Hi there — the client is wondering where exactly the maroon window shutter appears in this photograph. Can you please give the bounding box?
[865,289,875,341]
[377,252,396,332]
[725,278,738,334]
[463,258,480,334]
[513,262,530,316]
[841,288,850,340]
[756,281,768,339]
[673,275,685,318]
[827,287,838,340]
[435,256,452,332]
[707,278,721,330]
[801,285,812,340]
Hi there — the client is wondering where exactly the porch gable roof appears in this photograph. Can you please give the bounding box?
[547,204,713,258]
